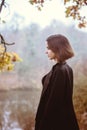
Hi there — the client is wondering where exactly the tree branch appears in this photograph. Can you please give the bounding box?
[0,0,5,13]
[0,34,15,53]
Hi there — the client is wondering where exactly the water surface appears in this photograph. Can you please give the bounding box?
[0,89,40,130]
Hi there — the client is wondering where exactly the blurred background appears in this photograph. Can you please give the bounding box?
[0,0,87,130]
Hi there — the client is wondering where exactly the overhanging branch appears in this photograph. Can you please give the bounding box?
[0,0,5,13]
[0,34,15,53]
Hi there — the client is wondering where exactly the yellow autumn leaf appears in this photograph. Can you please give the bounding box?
[12,52,23,62]
[7,64,14,71]
[64,0,70,4]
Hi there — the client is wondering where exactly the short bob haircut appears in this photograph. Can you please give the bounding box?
[46,34,74,62]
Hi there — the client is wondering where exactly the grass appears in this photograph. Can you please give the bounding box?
[73,85,87,130]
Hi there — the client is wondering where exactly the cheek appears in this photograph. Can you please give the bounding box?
[50,51,55,58]
[52,53,56,58]
[48,50,52,55]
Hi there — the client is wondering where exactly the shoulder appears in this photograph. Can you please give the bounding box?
[52,62,73,75]
[52,62,66,71]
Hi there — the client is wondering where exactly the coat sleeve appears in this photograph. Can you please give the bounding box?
[39,67,67,130]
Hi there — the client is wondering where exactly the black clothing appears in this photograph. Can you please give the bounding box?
[35,62,80,130]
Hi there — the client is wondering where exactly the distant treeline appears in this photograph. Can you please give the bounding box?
[1,19,87,89]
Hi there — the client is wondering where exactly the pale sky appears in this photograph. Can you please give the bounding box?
[0,0,73,26]
[1,0,87,31]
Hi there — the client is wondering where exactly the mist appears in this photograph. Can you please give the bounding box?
[0,19,87,90]
[0,18,87,130]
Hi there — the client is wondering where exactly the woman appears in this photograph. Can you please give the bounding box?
[35,34,80,130]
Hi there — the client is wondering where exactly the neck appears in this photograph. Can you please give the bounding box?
[54,58,59,63]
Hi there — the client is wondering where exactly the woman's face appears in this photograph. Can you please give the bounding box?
[46,42,56,60]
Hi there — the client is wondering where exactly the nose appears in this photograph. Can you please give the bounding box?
[45,50,48,54]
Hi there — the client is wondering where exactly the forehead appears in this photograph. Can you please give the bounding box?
[45,41,48,47]
[45,41,51,50]
[45,41,48,44]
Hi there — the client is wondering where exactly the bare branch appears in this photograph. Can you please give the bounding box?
[0,0,5,13]
[0,34,15,53]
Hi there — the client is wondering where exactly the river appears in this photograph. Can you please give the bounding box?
[0,89,41,130]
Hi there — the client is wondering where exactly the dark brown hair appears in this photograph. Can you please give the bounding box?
[46,34,74,62]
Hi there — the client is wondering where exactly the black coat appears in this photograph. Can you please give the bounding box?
[35,62,79,130]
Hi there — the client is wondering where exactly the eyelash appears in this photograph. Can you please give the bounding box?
[47,47,50,50]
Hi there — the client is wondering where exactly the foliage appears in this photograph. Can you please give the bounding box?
[73,85,87,129]
[0,34,22,72]
[0,0,22,72]
[64,0,87,28]
[29,0,87,28]
[29,0,44,10]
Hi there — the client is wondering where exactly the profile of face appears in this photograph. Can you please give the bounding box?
[46,42,57,61]
[45,34,74,63]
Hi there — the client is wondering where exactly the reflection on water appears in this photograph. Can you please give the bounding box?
[1,101,22,130]
[0,89,40,130]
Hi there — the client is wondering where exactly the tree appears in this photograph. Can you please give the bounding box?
[0,0,87,28]
[64,0,87,28]
[0,0,87,71]
[0,34,22,72]
[0,0,22,72]
[29,0,87,28]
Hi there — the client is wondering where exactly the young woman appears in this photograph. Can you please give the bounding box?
[35,34,80,130]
